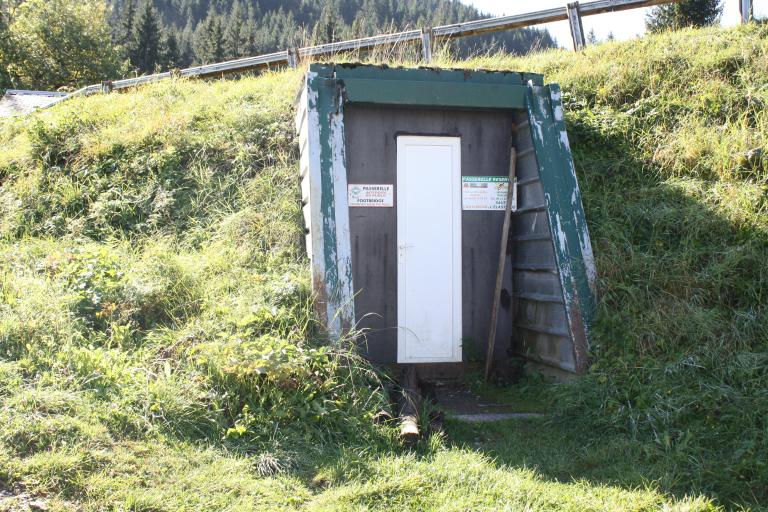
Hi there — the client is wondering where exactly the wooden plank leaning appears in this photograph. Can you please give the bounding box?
[484,145,517,381]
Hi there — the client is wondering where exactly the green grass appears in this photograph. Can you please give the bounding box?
[457,24,768,507]
[0,22,766,511]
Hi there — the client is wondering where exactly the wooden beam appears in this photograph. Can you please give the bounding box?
[484,146,517,382]
[525,84,596,374]
[341,78,528,109]
[420,27,433,63]
[398,366,420,442]
[740,0,753,23]
[567,2,587,51]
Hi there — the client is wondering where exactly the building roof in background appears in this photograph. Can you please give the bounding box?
[0,89,68,117]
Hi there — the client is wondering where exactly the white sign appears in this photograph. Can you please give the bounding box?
[462,176,515,211]
[348,184,394,207]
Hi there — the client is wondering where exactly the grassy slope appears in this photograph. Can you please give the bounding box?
[0,23,765,511]
[459,23,768,507]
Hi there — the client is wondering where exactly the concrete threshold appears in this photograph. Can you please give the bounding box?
[449,412,546,422]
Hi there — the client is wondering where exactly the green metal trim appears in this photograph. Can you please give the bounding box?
[526,83,595,374]
[309,63,335,78]
[308,63,544,86]
[341,78,527,109]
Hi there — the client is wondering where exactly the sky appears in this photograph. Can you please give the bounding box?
[459,0,768,49]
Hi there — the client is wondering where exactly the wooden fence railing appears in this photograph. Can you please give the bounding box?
[54,0,754,105]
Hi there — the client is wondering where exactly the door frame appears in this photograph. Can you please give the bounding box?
[396,136,463,363]
[300,63,596,374]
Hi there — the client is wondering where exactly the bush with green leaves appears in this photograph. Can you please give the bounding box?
[5,0,124,90]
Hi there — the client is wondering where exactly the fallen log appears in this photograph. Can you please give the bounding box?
[398,365,421,442]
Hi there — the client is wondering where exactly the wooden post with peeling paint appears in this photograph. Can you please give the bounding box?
[287,48,298,69]
[740,0,753,23]
[567,2,586,51]
[421,27,433,63]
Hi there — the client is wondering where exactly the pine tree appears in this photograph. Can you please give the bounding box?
[211,16,225,61]
[133,1,161,72]
[646,0,722,32]
[243,3,258,55]
[586,27,598,44]
[314,0,341,44]
[163,29,180,69]
[120,0,137,46]
[180,13,195,66]
[225,0,247,59]
[193,7,225,63]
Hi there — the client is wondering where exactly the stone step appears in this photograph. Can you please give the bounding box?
[449,412,546,423]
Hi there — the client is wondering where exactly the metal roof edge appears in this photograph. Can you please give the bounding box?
[307,63,544,86]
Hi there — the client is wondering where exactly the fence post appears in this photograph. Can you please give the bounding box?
[740,0,753,23]
[421,27,433,63]
[101,81,113,93]
[287,48,298,69]
[567,2,586,51]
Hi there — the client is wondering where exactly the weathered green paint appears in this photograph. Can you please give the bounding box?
[309,63,543,86]
[326,63,544,86]
[342,78,527,109]
[548,84,596,327]
[525,83,595,373]
[306,73,355,335]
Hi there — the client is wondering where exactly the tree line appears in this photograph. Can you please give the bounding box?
[0,0,727,92]
[0,0,555,91]
[113,0,558,73]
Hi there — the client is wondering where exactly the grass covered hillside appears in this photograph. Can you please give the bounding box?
[463,23,768,507]
[0,22,765,511]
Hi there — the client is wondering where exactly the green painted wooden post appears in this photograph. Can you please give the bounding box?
[526,83,596,373]
[305,70,355,337]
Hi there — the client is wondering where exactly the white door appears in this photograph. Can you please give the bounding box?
[397,136,462,363]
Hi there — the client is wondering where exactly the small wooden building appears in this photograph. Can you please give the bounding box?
[295,63,596,378]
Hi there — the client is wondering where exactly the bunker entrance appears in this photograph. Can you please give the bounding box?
[296,64,596,382]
